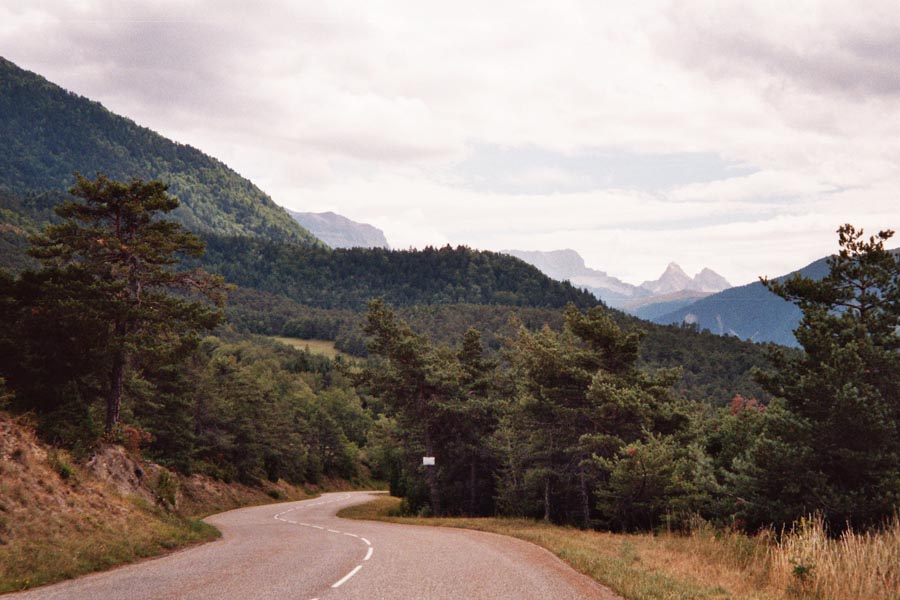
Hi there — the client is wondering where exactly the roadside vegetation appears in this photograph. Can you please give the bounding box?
[340,496,900,600]
[0,411,215,593]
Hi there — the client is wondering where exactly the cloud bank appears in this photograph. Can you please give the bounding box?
[2,0,899,284]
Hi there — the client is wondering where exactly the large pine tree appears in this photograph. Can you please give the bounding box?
[27,174,225,433]
[750,224,900,529]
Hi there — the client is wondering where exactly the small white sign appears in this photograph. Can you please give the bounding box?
[422,456,435,466]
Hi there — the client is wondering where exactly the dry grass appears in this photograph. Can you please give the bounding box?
[269,336,352,360]
[766,515,900,599]
[0,496,218,593]
[0,415,218,593]
[0,412,325,593]
[339,497,900,600]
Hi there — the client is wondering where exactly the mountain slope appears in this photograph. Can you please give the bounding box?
[652,257,833,347]
[0,57,318,245]
[289,211,390,249]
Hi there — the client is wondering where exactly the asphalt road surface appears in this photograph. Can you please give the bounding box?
[5,491,620,600]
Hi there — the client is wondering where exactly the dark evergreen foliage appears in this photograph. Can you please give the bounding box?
[196,235,598,311]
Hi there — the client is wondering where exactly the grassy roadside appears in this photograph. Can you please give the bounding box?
[338,496,900,600]
[0,497,220,594]
[0,412,375,594]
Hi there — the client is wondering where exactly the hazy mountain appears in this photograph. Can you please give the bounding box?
[692,268,732,292]
[652,256,835,347]
[288,211,390,249]
[504,249,731,312]
[0,56,318,246]
[640,262,693,294]
[503,249,645,307]
[626,289,713,320]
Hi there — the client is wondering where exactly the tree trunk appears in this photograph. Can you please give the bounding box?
[579,469,591,529]
[424,427,440,516]
[105,320,127,434]
[543,478,551,522]
[468,458,477,515]
[106,348,125,434]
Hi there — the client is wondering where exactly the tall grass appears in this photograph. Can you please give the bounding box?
[766,515,900,600]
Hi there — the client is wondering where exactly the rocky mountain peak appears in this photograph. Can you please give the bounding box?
[690,267,731,293]
[641,262,693,294]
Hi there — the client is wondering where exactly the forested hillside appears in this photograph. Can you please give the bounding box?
[0,57,318,245]
[196,235,597,311]
[5,171,896,561]
[226,287,774,404]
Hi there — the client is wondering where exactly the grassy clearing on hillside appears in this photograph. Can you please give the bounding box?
[269,336,352,360]
[338,497,900,600]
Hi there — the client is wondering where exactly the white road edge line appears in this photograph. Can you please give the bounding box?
[364,547,373,561]
[328,529,341,534]
[331,565,362,589]
[361,537,371,546]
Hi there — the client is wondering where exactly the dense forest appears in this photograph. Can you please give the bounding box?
[3,176,898,538]
[0,177,366,486]
[196,234,597,311]
[226,287,774,404]
[360,225,900,532]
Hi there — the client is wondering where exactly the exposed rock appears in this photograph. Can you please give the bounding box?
[289,211,390,249]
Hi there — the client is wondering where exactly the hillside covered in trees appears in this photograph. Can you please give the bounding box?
[196,235,597,311]
[0,57,318,245]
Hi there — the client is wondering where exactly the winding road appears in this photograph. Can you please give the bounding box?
[5,492,619,599]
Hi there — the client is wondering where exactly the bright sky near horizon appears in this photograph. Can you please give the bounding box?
[3,0,900,285]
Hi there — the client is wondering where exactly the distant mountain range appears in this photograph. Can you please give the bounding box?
[650,256,834,347]
[503,249,731,313]
[652,250,900,346]
[288,211,390,249]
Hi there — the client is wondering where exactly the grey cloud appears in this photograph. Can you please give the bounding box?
[4,1,367,121]
[661,4,900,98]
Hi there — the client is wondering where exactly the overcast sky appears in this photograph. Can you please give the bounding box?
[3,0,900,285]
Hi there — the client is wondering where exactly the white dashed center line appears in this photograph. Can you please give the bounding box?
[331,565,363,589]
[273,494,375,593]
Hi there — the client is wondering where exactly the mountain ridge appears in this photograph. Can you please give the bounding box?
[503,248,730,311]
[651,256,835,346]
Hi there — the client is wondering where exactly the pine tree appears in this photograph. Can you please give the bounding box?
[27,174,225,434]
[752,224,900,529]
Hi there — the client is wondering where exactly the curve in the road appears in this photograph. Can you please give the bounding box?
[272,494,373,593]
[3,491,621,600]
